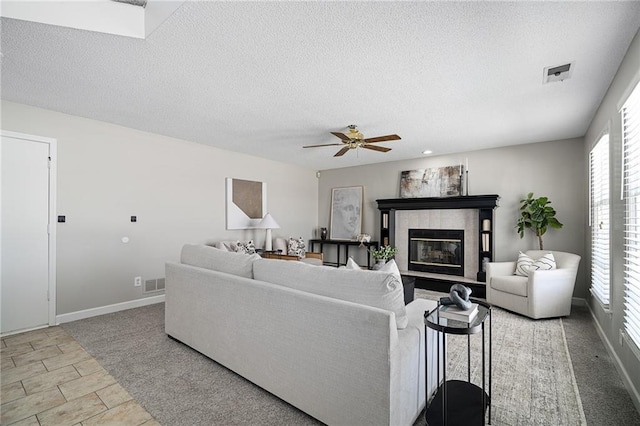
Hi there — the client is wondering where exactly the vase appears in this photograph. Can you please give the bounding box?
[320,228,327,240]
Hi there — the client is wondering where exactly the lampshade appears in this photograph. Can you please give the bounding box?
[259,213,280,229]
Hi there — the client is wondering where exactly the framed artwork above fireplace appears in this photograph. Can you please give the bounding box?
[399,166,462,198]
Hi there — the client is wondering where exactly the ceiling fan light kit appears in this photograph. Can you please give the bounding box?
[304,125,401,157]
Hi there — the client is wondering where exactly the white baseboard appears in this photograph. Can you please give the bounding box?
[587,304,640,415]
[572,297,587,307]
[56,295,165,324]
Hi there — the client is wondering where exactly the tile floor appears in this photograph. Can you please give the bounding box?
[1,326,158,426]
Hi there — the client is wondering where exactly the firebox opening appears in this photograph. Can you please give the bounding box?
[408,229,464,276]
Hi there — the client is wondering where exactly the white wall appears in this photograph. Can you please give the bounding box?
[584,29,640,409]
[1,101,318,315]
[318,138,586,293]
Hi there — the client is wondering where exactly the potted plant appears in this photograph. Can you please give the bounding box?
[370,245,399,267]
[515,192,563,250]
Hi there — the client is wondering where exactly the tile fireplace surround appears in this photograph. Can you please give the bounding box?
[396,209,477,279]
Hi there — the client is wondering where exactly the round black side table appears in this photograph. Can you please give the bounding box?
[424,298,492,425]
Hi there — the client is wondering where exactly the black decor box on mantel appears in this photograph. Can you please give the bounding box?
[376,195,500,298]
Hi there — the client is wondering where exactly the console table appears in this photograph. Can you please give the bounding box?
[308,239,379,269]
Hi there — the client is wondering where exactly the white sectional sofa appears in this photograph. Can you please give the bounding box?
[165,244,439,426]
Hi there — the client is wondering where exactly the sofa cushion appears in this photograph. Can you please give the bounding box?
[181,244,260,278]
[491,275,528,297]
[253,258,408,329]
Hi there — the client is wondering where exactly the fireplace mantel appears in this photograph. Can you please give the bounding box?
[376,195,500,211]
[377,194,500,292]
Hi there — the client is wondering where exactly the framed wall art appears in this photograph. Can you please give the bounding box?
[399,166,462,198]
[330,186,363,240]
[226,178,267,230]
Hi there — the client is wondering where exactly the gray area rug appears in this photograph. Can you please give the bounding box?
[62,290,586,425]
[414,289,586,425]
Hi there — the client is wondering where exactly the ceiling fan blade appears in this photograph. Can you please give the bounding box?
[331,132,351,141]
[363,134,401,143]
[303,143,344,148]
[334,146,350,157]
[362,144,391,153]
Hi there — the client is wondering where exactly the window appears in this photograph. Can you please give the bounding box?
[623,81,640,350]
[590,132,610,307]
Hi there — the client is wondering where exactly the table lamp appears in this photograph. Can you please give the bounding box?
[259,213,280,251]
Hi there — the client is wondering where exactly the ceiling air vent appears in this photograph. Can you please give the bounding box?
[543,62,574,84]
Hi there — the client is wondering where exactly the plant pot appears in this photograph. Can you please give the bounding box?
[373,259,386,270]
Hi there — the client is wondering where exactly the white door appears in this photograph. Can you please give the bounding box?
[1,131,56,334]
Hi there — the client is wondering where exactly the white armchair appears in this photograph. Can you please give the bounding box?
[486,250,581,319]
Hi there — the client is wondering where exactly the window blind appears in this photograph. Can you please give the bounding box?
[590,133,610,307]
[623,81,640,350]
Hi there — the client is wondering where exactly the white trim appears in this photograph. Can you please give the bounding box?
[588,290,612,316]
[617,69,640,112]
[0,0,185,39]
[572,297,587,307]
[0,324,49,338]
[622,332,640,365]
[1,130,58,329]
[48,138,57,327]
[588,304,640,415]
[56,295,165,324]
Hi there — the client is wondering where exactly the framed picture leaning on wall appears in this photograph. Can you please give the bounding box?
[330,186,363,240]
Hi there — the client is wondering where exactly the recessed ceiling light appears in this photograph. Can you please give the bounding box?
[422,150,433,155]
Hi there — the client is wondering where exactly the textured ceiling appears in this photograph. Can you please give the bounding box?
[2,1,640,171]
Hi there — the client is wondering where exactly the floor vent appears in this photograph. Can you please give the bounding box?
[144,278,165,293]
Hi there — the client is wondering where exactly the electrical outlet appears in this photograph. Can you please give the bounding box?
[134,276,142,287]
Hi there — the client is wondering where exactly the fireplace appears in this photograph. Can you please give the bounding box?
[408,229,464,276]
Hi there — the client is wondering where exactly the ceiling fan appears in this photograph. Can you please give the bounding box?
[303,125,401,157]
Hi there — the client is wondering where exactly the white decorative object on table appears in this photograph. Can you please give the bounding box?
[357,233,371,247]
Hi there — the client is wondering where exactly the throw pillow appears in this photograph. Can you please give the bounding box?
[531,252,556,272]
[347,258,401,280]
[236,240,256,255]
[346,257,361,269]
[214,241,238,252]
[378,259,402,281]
[514,251,556,277]
[514,251,533,276]
[288,237,306,257]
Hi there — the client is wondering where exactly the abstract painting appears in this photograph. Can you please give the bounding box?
[399,166,462,198]
[226,178,267,229]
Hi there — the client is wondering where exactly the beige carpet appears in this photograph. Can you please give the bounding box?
[414,288,587,426]
[61,292,587,426]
